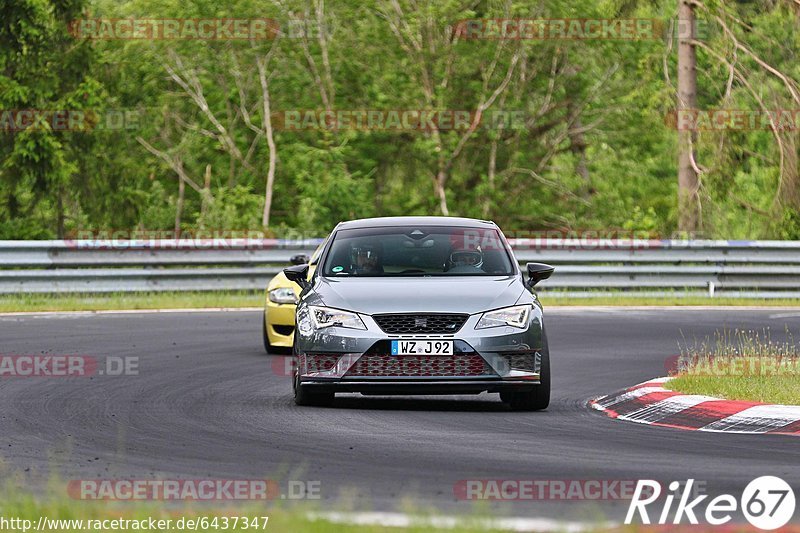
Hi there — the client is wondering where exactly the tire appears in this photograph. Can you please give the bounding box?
[293,371,334,407]
[502,329,550,411]
[292,338,334,407]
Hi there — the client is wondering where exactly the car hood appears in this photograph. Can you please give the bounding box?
[312,276,526,315]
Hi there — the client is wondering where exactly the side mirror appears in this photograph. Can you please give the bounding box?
[526,262,554,288]
[284,264,310,289]
[290,254,310,265]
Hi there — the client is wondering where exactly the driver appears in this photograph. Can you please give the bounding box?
[448,247,484,271]
[350,241,383,274]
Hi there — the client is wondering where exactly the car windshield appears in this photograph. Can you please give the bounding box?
[321,226,515,277]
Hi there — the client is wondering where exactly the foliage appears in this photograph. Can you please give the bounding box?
[1,0,798,239]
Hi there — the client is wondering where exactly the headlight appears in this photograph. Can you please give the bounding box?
[475,305,531,329]
[269,287,298,304]
[309,306,366,330]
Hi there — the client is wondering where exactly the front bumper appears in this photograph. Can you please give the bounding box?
[295,311,544,395]
[265,301,296,347]
[300,380,539,395]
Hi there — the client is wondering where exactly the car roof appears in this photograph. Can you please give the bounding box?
[336,216,497,230]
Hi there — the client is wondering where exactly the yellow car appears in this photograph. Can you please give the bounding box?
[262,244,323,353]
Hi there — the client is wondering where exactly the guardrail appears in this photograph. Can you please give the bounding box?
[1,239,800,297]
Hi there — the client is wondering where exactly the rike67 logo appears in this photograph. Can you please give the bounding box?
[626,477,795,530]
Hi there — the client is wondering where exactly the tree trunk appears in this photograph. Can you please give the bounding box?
[776,133,800,209]
[56,186,65,239]
[482,138,498,218]
[175,175,185,238]
[568,100,591,199]
[677,0,699,233]
[260,78,277,230]
[435,169,450,216]
[201,164,212,219]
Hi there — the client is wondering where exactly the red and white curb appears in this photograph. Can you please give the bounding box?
[590,377,800,435]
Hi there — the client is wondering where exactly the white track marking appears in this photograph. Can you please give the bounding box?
[620,395,719,423]
[700,404,800,433]
[593,386,666,409]
[308,511,617,532]
[768,312,800,319]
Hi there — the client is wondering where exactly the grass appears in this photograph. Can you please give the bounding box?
[668,374,800,405]
[0,500,499,533]
[666,328,800,405]
[0,489,584,533]
[0,291,798,313]
[0,291,263,313]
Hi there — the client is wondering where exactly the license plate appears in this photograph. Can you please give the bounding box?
[390,340,454,356]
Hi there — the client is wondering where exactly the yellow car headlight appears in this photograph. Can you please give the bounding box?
[269,287,298,304]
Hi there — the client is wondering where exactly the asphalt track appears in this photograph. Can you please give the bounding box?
[1,308,799,522]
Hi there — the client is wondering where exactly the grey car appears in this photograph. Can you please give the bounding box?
[283,216,554,410]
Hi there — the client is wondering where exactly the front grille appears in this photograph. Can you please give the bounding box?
[373,313,468,334]
[346,354,490,377]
